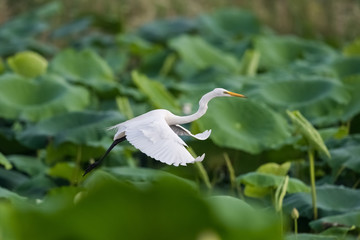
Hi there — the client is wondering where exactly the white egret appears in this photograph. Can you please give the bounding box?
[84,88,246,175]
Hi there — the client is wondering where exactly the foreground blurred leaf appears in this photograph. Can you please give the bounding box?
[0,152,12,170]
[0,74,90,122]
[169,35,240,72]
[132,71,181,113]
[0,173,281,240]
[7,51,48,78]
[18,111,124,148]
[287,110,331,158]
[197,98,291,154]
[284,185,360,218]
[208,196,281,239]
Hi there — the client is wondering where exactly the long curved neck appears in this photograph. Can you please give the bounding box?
[171,91,216,125]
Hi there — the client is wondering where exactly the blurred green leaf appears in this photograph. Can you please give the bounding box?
[310,210,360,232]
[327,135,360,174]
[242,162,292,198]
[7,155,46,176]
[7,51,48,78]
[254,35,337,70]
[197,98,291,154]
[0,186,26,201]
[342,76,360,120]
[137,18,196,43]
[284,185,360,218]
[198,8,260,39]
[287,110,331,158]
[169,35,240,72]
[0,152,12,170]
[286,234,338,240]
[238,172,309,195]
[132,71,181,113]
[331,57,360,79]
[48,162,78,182]
[0,74,90,122]
[50,48,117,93]
[0,58,4,74]
[18,110,124,148]
[343,38,360,56]
[208,196,281,240]
[250,76,350,125]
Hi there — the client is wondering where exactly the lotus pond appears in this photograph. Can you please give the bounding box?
[1,2,360,240]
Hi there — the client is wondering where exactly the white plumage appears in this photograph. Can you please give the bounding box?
[84,88,246,175]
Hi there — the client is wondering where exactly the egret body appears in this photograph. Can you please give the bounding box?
[84,88,245,175]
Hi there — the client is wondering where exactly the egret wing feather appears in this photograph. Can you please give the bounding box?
[125,119,203,166]
[170,124,211,140]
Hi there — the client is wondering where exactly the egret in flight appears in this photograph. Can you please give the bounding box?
[84,88,246,176]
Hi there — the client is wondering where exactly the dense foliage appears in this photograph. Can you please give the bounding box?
[1,2,360,240]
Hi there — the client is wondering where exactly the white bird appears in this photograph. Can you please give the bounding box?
[84,88,246,175]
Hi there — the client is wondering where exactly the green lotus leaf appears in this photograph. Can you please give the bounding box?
[18,111,124,148]
[50,48,117,92]
[7,51,48,78]
[250,76,350,125]
[342,76,360,120]
[254,35,337,70]
[343,37,360,56]
[197,8,260,39]
[0,58,4,74]
[7,155,46,176]
[197,98,291,154]
[284,185,360,218]
[327,135,360,174]
[0,74,90,122]
[242,162,292,198]
[169,35,240,72]
[132,71,181,114]
[287,110,331,158]
[0,186,26,202]
[331,57,360,79]
[238,172,309,195]
[310,210,360,232]
[286,234,338,240]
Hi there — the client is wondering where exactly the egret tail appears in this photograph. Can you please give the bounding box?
[83,137,126,176]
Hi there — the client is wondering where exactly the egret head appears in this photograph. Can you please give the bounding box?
[212,88,246,98]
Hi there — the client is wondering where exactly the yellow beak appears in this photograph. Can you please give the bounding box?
[225,91,247,98]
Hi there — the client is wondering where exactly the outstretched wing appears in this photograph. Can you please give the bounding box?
[170,124,211,140]
[125,118,204,166]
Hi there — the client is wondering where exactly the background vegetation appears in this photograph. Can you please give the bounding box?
[0,1,360,239]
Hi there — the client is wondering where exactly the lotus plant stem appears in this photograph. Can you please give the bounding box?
[308,149,318,219]
[353,178,360,189]
[189,147,212,190]
[223,153,236,192]
[72,146,82,186]
[291,208,299,240]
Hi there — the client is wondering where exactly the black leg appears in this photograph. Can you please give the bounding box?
[83,137,126,176]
